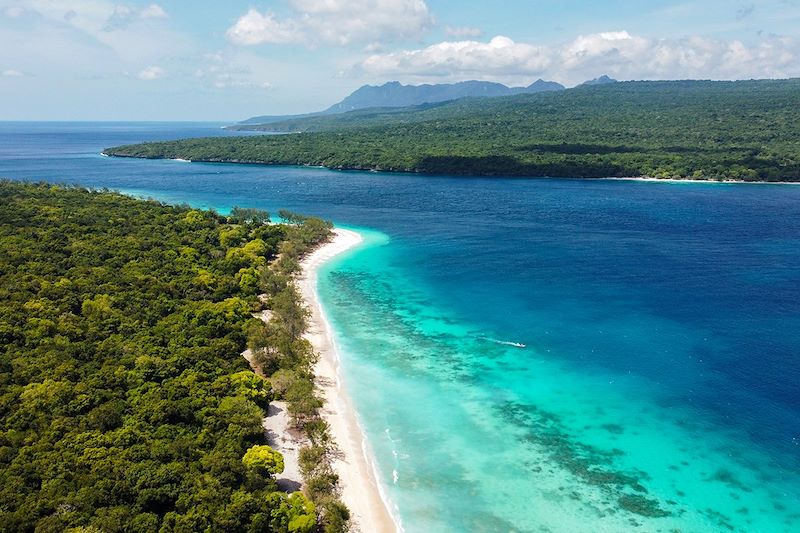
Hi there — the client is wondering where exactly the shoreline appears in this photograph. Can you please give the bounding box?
[597,176,800,185]
[298,228,399,533]
[101,153,800,185]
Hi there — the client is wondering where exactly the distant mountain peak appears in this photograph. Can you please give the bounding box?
[581,75,618,86]
[527,79,566,90]
[324,79,565,114]
[238,79,566,126]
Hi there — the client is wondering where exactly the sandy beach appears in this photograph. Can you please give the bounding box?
[299,228,399,533]
[599,176,800,185]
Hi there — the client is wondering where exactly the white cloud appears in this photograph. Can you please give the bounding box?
[225,9,301,45]
[104,5,133,29]
[361,36,551,78]
[137,65,165,80]
[358,31,800,85]
[0,0,190,76]
[12,1,168,32]
[2,69,24,77]
[445,26,481,38]
[193,52,273,90]
[104,3,168,30]
[555,31,797,83]
[140,4,167,19]
[227,0,433,47]
[2,6,26,18]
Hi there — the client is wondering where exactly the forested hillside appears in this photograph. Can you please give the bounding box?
[0,182,344,532]
[107,79,800,181]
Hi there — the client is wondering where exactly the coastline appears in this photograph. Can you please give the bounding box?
[298,228,399,533]
[101,153,800,184]
[597,176,800,185]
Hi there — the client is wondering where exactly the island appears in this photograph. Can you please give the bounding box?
[104,79,800,182]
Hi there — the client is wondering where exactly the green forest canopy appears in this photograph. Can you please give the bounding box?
[0,181,341,532]
[105,79,800,181]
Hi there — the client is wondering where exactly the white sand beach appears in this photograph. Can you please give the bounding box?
[243,309,306,492]
[262,400,306,492]
[299,228,399,533]
[599,176,800,185]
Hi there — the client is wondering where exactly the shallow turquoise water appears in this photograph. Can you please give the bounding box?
[2,123,799,532]
[318,228,799,532]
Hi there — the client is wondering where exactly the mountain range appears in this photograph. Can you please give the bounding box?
[237,78,597,126]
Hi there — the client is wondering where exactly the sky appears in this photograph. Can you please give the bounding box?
[1,0,799,120]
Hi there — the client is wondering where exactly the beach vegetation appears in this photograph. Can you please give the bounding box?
[240,215,351,533]
[268,492,316,533]
[0,181,345,532]
[230,206,271,225]
[243,445,286,475]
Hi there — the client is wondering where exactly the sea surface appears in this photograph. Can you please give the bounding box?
[2,122,799,532]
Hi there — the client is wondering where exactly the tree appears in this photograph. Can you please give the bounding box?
[242,445,285,475]
[229,206,270,225]
[228,370,272,408]
[268,492,316,533]
[320,499,350,533]
[270,287,309,342]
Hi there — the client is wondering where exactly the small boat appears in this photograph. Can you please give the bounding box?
[481,337,527,349]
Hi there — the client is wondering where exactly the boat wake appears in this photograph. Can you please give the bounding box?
[480,336,526,348]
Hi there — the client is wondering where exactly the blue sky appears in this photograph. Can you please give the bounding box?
[1,0,798,120]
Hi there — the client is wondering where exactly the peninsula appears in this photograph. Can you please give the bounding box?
[104,79,800,182]
[0,182,368,532]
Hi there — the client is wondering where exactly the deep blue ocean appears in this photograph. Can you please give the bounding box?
[2,122,799,532]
